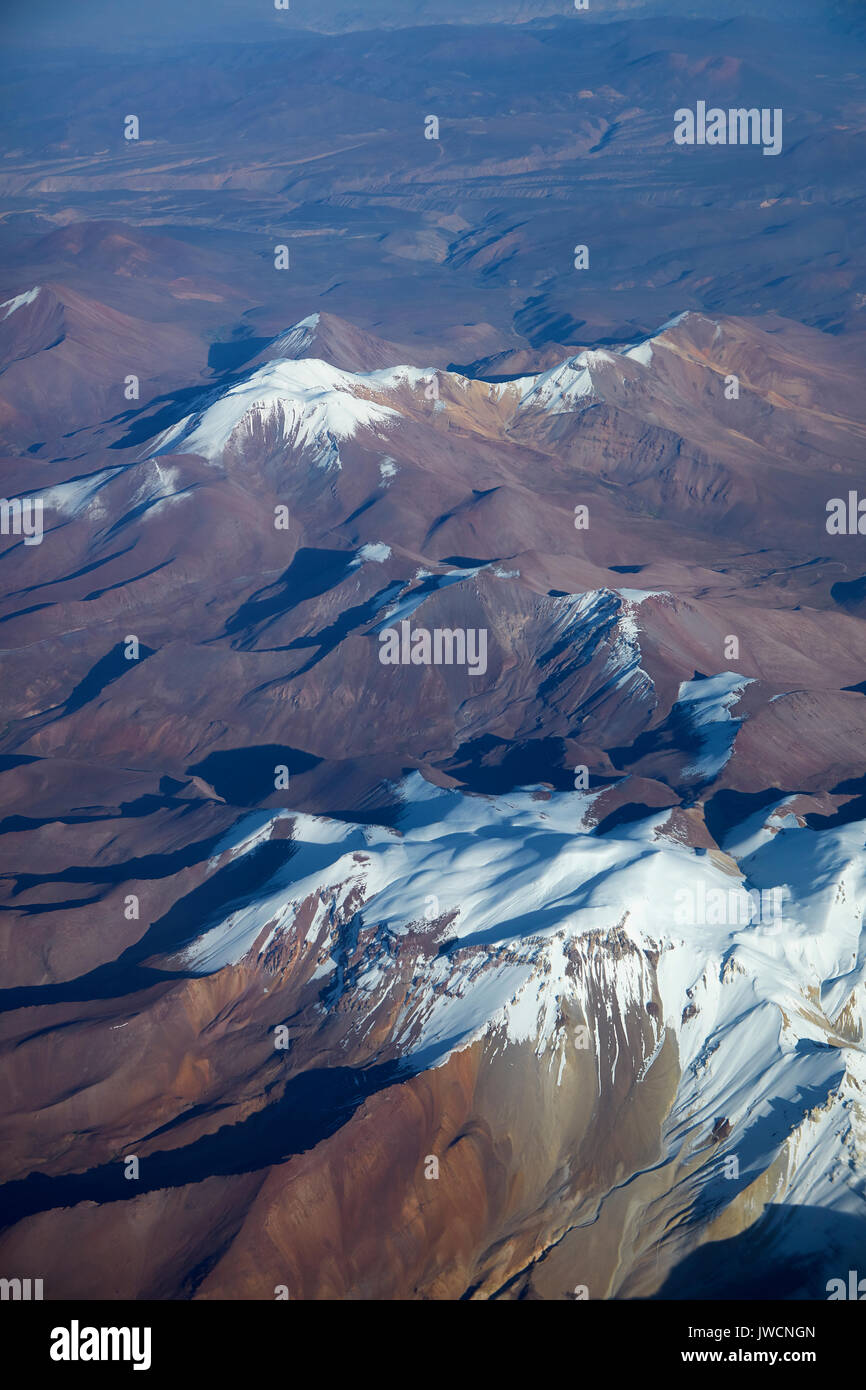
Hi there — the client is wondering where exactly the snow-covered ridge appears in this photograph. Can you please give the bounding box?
[142,310,702,466]
[179,770,866,1069]
[173,768,866,1248]
[149,356,432,470]
[496,314,702,416]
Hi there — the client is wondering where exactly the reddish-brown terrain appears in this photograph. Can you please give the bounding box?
[1,0,865,1304]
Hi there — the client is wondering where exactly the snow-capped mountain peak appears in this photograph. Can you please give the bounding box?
[150,355,430,469]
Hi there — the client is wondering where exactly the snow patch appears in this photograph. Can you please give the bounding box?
[625,340,653,366]
[379,456,398,486]
[352,542,391,566]
[676,672,754,779]
[1,286,41,319]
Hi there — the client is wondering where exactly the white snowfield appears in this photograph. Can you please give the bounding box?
[174,767,866,1235]
[141,312,691,469]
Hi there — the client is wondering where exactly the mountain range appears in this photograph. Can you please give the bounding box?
[0,0,865,1302]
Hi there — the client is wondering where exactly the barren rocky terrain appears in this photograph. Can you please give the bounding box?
[0,0,865,1301]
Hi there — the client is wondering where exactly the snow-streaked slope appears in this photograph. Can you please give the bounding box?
[538,587,661,705]
[41,459,192,530]
[374,562,486,627]
[676,671,754,779]
[511,353,602,413]
[659,808,866,1227]
[270,313,320,357]
[500,330,667,415]
[41,467,123,519]
[168,769,866,1245]
[0,286,41,319]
